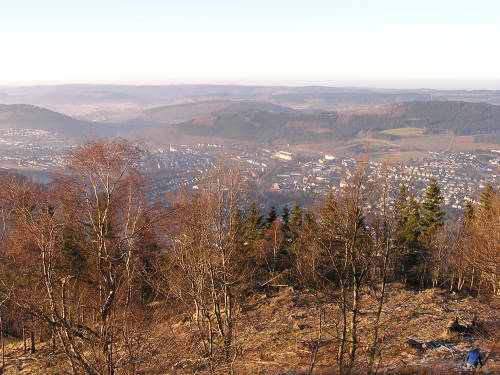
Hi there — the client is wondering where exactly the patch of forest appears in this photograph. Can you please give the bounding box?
[174,101,500,143]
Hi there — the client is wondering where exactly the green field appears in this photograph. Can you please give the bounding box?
[379,127,423,136]
[373,151,428,162]
[344,131,453,156]
[395,135,452,146]
[345,138,391,146]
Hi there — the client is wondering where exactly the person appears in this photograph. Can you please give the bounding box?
[465,348,483,372]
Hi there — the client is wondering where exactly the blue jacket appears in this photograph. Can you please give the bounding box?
[465,349,482,367]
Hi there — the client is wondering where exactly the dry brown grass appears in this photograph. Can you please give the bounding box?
[2,285,499,374]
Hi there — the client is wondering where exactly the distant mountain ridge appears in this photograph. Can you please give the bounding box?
[3,84,500,118]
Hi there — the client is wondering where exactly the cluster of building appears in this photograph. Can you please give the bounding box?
[145,145,500,213]
[0,128,67,169]
[1,131,499,214]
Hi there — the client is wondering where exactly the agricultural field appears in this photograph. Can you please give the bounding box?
[394,135,453,149]
[340,127,500,158]
[372,151,428,162]
[380,127,424,137]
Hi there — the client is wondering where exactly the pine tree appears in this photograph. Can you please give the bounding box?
[282,205,290,237]
[266,206,278,228]
[479,184,495,217]
[397,192,421,255]
[231,208,246,248]
[395,184,408,231]
[288,201,303,241]
[394,186,423,283]
[244,202,264,245]
[419,178,444,245]
[318,193,339,247]
[303,209,315,227]
[463,200,475,226]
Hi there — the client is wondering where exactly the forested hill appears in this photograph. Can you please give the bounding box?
[403,101,500,134]
[141,100,294,124]
[171,101,500,143]
[0,104,104,138]
[3,101,500,144]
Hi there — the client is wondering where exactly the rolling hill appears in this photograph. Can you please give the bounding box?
[141,100,294,124]
[0,104,113,139]
[3,84,500,118]
[161,101,500,144]
[3,101,500,147]
[0,104,177,140]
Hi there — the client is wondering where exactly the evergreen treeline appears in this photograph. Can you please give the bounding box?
[0,140,498,374]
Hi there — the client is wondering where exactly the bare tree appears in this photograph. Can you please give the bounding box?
[0,139,158,375]
[55,139,156,374]
[296,158,383,374]
[367,165,397,374]
[461,194,500,295]
[163,160,251,374]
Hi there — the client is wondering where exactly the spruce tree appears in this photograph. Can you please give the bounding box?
[288,201,303,241]
[244,202,264,245]
[231,208,245,248]
[319,193,338,245]
[400,193,421,256]
[479,184,495,217]
[419,177,444,245]
[463,200,475,226]
[282,205,290,237]
[266,206,278,228]
[395,184,408,231]
[394,186,423,283]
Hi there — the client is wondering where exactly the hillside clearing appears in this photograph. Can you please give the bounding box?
[3,284,497,374]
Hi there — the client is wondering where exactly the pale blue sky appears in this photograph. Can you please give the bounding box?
[1,1,499,88]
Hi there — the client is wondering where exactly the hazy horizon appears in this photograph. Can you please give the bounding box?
[2,1,499,89]
[2,79,500,91]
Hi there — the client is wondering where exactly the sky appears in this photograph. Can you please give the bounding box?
[1,0,500,89]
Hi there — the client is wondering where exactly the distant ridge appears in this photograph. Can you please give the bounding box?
[3,101,500,146]
[3,84,500,117]
[0,104,106,139]
[163,100,500,144]
[141,100,295,124]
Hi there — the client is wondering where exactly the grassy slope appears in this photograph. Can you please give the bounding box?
[5,284,499,374]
